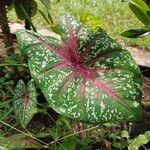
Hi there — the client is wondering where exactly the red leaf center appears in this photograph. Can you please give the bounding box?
[46,22,129,108]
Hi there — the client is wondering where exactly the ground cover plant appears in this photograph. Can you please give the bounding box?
[0,0,150,149]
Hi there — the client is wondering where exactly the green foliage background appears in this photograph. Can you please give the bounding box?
[8,0,150,49]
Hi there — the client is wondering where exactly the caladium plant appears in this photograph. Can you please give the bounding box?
[16,15,142,123]
[13,80,37,126]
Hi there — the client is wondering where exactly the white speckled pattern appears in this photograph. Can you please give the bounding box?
[16,14,142,123]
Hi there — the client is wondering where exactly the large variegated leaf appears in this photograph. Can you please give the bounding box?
[13,80,37,126]
[16,15,142,123]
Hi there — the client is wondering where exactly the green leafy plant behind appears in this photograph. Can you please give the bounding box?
[13,79,37,127]
[80,14,103,31]
[121,28,150,38]
[121,0,150,38]
[129,0,150,26]
[16,14,142,123]
[128,131,150,150]
[14,0,37,20]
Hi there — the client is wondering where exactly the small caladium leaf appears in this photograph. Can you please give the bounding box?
[16,14,142,123]
[13,80,37,126]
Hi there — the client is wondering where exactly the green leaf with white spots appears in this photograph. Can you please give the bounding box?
[13,80,37,126]
[16,14,142,124]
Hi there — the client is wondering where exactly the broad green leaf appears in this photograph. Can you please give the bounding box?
[80,14,103,31]
[121,28,150,38]
[13,80,37,126]
[128,131,150,150]
[14,0,37,20]
[129,2,150,26]
[16,14,142,124]
[0,134,43,149]
[133,0,150,15]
